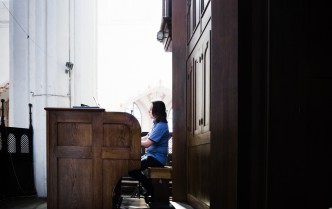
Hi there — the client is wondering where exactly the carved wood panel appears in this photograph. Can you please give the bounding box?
[46,108,140,209]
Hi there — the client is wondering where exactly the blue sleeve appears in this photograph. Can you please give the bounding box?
[148,123,167,143]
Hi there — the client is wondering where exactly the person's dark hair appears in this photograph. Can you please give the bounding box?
[152,101,167,123]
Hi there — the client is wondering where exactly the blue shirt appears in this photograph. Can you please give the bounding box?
[145,120,170,165]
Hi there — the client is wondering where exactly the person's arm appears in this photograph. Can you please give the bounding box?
[141,136,154,148]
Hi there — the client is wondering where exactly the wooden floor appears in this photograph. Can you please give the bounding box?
[120,197,149,209]
[0,176,189,209]
[0,196,47,209]
[0,196,193,209]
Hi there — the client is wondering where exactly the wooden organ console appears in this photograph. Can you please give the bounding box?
[45,108,141,209]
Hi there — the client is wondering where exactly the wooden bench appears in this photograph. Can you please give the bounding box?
[146,166,174,208]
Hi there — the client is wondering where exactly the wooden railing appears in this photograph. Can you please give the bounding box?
[0,100,35,199]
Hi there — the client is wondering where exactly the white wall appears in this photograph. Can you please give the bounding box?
[0,1,9,86]
[10,0,98,197]
[9,0,171,197]
[0,26,9,86]
[96,0,172,111]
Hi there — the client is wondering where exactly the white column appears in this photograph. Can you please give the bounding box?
[9,0,29,128]
[32,0,48,197]
[0,1,9,86]
[10,0,98,197]
[72,0,98,106]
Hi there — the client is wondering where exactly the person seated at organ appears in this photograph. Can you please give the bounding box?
[128,100,170,203]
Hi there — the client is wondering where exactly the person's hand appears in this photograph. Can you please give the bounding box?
[141,138,154,148]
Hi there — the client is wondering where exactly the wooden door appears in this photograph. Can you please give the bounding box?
[186,1,211,207]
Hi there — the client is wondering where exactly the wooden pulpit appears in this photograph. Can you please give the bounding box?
[45,108,141,209]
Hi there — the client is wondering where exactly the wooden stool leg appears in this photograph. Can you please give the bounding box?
[151,179,170,202]
[146,167,174,208]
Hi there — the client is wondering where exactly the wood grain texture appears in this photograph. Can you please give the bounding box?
[45,108,141,209]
